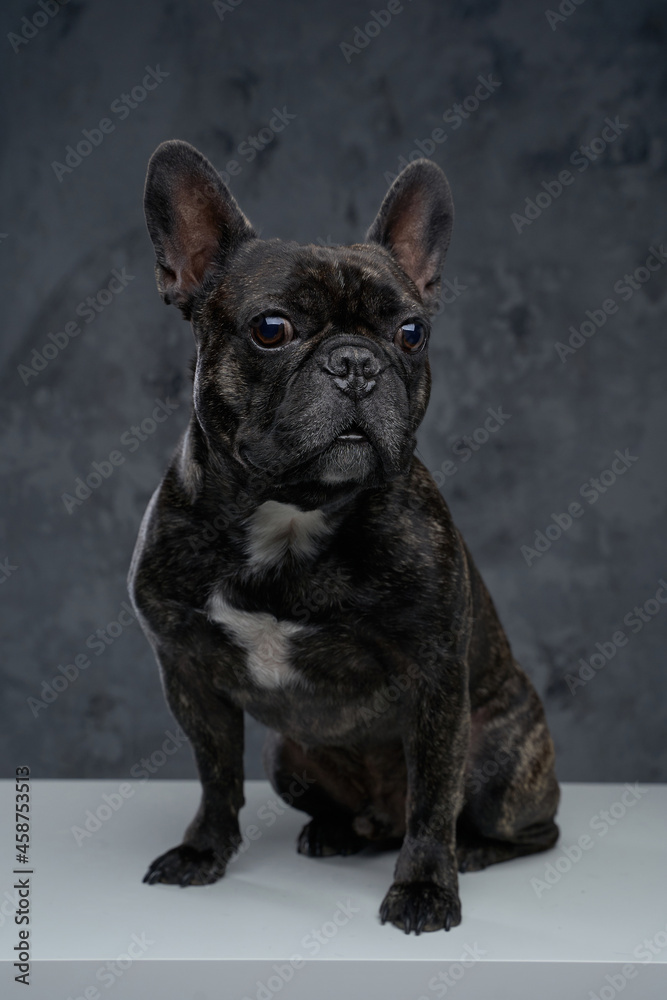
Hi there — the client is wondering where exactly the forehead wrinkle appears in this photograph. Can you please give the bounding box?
[218,240,421,327]
[303,264,403,329]
[334,259,417,319]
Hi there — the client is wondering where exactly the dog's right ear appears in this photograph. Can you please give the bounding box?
[144,140,255,317]
[366,159,453,309]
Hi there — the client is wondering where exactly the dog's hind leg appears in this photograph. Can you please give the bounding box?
[457,669,560,873]
[263,732,406,857]
[263,731,368,856]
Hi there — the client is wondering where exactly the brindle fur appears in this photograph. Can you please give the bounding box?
[130,140,559,934]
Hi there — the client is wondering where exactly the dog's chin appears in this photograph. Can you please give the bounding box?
[313,438,381,485]
[238,428,412,498]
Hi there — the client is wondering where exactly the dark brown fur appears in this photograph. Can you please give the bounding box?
[129,140,560,934]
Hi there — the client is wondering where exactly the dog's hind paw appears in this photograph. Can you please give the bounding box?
[379,881,462,934]
[142,844,230,887]
[297,818,366,857]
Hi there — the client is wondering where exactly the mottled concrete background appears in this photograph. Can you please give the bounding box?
[1,0,666,784]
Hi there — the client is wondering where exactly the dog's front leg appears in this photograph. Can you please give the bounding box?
[380,658,470,933]
[143,645,245,887]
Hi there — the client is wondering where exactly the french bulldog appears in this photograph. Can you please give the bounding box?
[129,139,560,934]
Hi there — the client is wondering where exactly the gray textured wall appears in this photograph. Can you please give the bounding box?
[1,0,666,784]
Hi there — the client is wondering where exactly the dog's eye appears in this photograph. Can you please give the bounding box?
[395,321,427,353]
[250,315,294,348]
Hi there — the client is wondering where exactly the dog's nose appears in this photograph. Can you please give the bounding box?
[324,345,382,395]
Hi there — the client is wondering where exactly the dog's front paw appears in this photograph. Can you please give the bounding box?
[379,881,462,934]
[142,844,231,887]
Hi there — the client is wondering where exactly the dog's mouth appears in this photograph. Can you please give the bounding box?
[335,422,368,443]
[238,421,373,477]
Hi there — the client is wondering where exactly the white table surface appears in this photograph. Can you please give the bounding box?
[1,779,666,998]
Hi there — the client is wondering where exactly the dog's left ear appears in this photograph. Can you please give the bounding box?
[366,159,454,306]
[144,139,255,317]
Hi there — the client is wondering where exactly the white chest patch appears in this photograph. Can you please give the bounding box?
[206,591,309,689]
[244,500,332,570]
